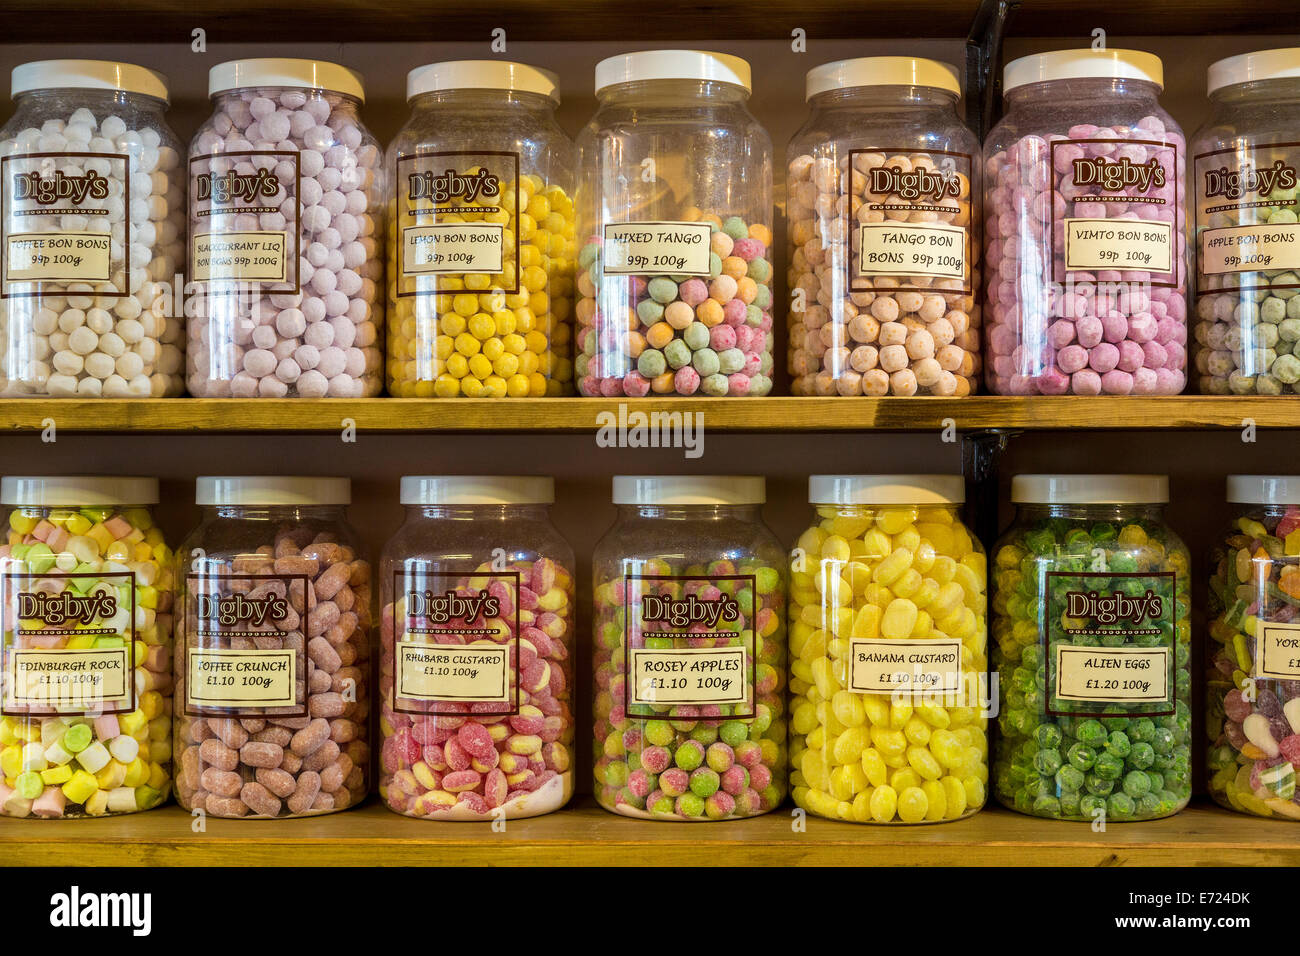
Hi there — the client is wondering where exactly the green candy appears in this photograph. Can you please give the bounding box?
[663,339,692,370]
[692,348,720,377]
[647,277,679,304]
[721,216,748,240]
[63,723,92,753]
[636,348,667,379]
[681,321,710,351]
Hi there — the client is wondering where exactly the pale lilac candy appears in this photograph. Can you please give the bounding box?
[249,97,277,120]
[311,269,338,296]
[294,345,320,369]
[1071,369,1102,395]
[251,325,277,350]
[303,297,327,325]
[295,369,329,397]
[329,316,356,348]
[316,167,342,192]
[317,346,346,379]
[260,111,291,142]
[258,375,289,397]
[327,374,356,396]
[301,205,331,232]
[276,309,307,339]
[303,125,332,152]
[271,338,297,361]
[324,291,349,317]
[299,177,324,208]
[306,242,329,268]
[344,348,366,377]
[1100,369,1134,394]
[1057,344,1089,374]
[1047,320,1076,349]
[1088,343,1119,374]
[230,371,259,397]
[243,348,277,377]
[304,321,334,349]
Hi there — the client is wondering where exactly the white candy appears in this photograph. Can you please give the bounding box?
[0,94,185,397]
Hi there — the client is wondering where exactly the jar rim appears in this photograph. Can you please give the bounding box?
[1011,474,1168,505]
[195,476,350,506]
[12,59,169,104]
[1003,49,1163,93]
[595,51,751,96]
[208,59,364,102]
[612,475,764,506]
[400,476,554,505]
[1227,475,1300,505]
[809,474,964,506]
[1208,48,1300,96]
[406,60,559,104]
[2,475,158,507]
[804,56,960,101]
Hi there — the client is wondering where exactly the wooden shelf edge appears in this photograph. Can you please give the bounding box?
[1,799,1295,866]
[5,396,1300,434]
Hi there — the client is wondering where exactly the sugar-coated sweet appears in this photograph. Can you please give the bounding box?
[789,504,989,823]
[0,504,173,817]
[187,86,384,397]
[379,558,574,819]
[593,559,786,819]
[984,113,1189,395]
[0,98,185,397]
[787,151,981,397]
[1208,504,1300,817]
[993,515,1192,820]
[175,526,371,817]
[576,212,775,397]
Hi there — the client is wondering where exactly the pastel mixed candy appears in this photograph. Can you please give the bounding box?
[577,213,775,396]
[593,559,786,819]
[1207,482,1300,818]
[789,484,988,823]
[380,558,574,819]
[0,482,172,817]
[983,51,1189,395]
[0,61,185,398]
[186,60,384,398]
[993,491,1192,821]
[176,521,371,817]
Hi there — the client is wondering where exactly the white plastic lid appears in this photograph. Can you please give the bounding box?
[407,60,559,102]
[595,50,751,95]
[1003,49,1163,93]
[1208,48,1300,95]
[12,60,169,103]
[1012,474,1168,504]
[612,475,764,505]
[400,476,554,505]
[809,474,965,505]
[209,59,365,101]
[805,56,960,100]
[2,476,158,506]
[1227,475,1300,505]
[196,476,350,506]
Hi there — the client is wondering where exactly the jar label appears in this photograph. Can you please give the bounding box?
[1256,621,1300,680]
[1044,570,1177,716]
[1063,218,1173,273]
[1052,645,1170,704]
[395,151,520,295]
[392,570,519,716]
[191,231,288,282]
[1199,223,1300,278]
[1,152,130,298]
[622,573,755,715]
[1,570,136,715]
[602,221,712,277]
[185,647,297,708]
[188,150,300,293]
[1052,140,1181,287]
[846,148,973,295]
[1194,145,1300,296]
[847,637,963,695]
[183,571,308,717]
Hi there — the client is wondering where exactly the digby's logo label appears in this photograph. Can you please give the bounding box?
[408,589,500,624]
[196,169,281,205]
[196,593,287,628]
[641,593,740,630]
[1065,589,1163,625]
[869,164,960,203]
[1203,160,1298,202]
[408,167,501,205]
[12,169,109,206]
[1072,156,1166,193]
[17,591,116,626]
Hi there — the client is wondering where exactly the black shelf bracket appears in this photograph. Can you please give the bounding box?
[965,0,1021,139]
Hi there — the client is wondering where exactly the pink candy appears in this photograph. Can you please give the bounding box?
[983,106,1189,395]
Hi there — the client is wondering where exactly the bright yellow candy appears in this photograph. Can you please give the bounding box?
[790,497,988,825]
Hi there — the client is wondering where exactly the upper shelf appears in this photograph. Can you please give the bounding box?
[2,396,1298,434]
[4,0,1293,42]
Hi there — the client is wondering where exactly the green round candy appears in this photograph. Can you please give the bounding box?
[717,348,745,374]
[690,768,720,798]
[682,321,710,351]
[692,348,720,377]
[1094,751,1125,781]
[1122,770,1152,797]
[663,339,692,370]
[63,723,93,753]
[700,373,729,396]
[637,299,665,323]
[719,720,748,748]
[637,348,667,378]
[677,792,706,817]
[747,256,771,282]
[15,771,42,800]
[647,277,679,304]
[674,742,703,771]
[722,216,748,240]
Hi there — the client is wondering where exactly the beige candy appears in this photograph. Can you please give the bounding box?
[787,148,981,396]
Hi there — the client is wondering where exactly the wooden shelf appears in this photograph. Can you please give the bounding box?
[5,0,1292,42]
[4,396,1300,434]
[0,797,1292,866]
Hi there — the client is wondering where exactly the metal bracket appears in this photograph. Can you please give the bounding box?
[962,428,1022,549]
[965,0,1021,139]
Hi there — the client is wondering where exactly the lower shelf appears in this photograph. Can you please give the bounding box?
[1,797,1294,866]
